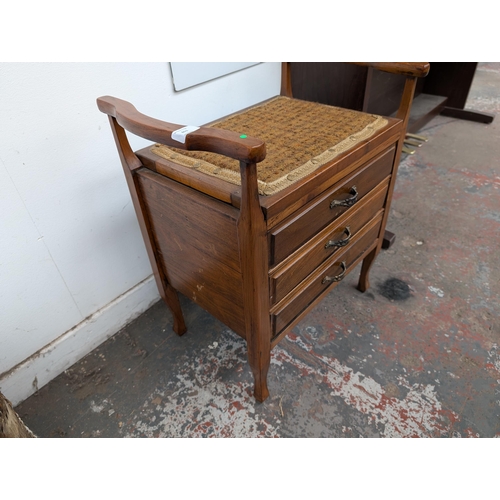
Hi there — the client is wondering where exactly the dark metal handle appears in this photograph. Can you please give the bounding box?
[322,261,347,284]
[325,226,351,249]
[330,186,358,209]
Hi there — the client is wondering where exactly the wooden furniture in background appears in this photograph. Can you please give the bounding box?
[97,62,429,402]
[290,62,494,135]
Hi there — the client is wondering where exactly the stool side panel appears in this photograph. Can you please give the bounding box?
[136,169,246,337]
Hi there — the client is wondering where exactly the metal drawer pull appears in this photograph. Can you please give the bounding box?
[322,261,347,284]
[330,186,358,209]
[325,226,351,249]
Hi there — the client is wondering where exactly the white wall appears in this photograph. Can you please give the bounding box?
[0,62,281,405]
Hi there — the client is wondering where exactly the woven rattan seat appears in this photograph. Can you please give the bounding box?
[151,96,388,195]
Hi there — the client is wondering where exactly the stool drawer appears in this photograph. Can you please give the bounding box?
[271,214,383,337]
[269,178,389,305]
[269,146,394,265]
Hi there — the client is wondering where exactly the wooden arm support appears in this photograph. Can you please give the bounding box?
[97,96,266,164]
[350,62,430,78]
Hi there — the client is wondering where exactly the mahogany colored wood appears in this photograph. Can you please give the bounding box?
[269,146,394,265]
[106,116,187,336]
[357,246,377,293]
[270,179,389,305]
[97,61,422,401]
[97,96,266,163]
[270,236,379,350]
[272,215,383,336]
[353,62,430,78]
[237,160,272,402]
[280,62,293,98]
[135,170,246,337]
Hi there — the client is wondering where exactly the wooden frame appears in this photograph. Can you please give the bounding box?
[97,62,429,402]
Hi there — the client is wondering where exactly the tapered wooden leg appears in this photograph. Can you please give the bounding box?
[163,283,187,336]
[248,337,271,402]
[238,160,272,402]
[358,247,378,292]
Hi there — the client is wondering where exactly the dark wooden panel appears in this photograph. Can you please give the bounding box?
[365,70,407,116]
[423,63,478,109]
[290,63,368,110]
[440,107,495,124]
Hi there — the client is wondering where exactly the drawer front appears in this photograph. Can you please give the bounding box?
[269,178,389,305]
[269,146,394,265]
[271,214,383,337]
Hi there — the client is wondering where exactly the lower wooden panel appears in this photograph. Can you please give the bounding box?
[135,169,246,338]
[165,245,246,337]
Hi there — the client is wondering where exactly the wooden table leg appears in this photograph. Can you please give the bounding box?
[440,107,494,124]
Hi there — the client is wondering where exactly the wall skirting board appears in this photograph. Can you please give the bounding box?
[0,276,159,407]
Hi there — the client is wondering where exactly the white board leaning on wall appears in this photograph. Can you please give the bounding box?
[170,62,260,91]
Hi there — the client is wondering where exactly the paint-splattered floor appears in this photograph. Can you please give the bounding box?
[16,63,500,438]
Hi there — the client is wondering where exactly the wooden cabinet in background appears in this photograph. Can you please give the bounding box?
[290,62,494,133]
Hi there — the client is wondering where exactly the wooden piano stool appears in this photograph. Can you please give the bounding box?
[97,62,430,402]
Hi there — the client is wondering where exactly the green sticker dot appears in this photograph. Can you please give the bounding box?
[240,134,247,139]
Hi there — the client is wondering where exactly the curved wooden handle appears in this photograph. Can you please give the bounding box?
[350,62,430,78]
[96,96,266,164]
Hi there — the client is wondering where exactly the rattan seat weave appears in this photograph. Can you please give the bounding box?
[151,96,388,195]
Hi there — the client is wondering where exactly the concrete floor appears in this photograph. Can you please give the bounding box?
[16,63,500,438]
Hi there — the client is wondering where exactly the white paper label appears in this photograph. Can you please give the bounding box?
[171,125,200,144]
